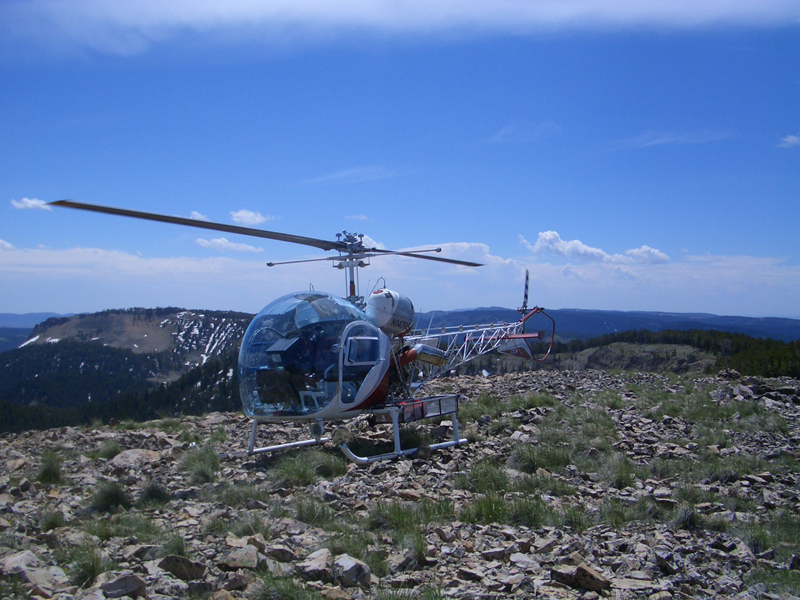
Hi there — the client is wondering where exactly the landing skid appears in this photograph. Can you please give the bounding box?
[248,418,329,455]
[247,395,468,463]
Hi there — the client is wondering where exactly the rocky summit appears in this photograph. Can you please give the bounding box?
[1,369,798,599]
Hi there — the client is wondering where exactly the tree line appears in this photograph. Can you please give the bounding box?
[550,329,800,378]
[0,351,239,433]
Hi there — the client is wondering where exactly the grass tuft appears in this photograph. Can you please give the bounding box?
[97,439,122,460]
[180,443,220,484]
[89,481,132,513]
[296,496,336,528]
[454,459,510,494]
[271,449,347,487]
[162,533,190,557]
[36,450,65,485]
[672,505,702,531]
[206,482,272,508]
[137,481,171,507]
[39,509,65,532]
[58,542,114,588]
[252,573,324,600]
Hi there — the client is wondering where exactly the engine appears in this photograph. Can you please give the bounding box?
[365,288,415,336]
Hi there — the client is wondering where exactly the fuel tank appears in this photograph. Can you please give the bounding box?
[365,288,415,336]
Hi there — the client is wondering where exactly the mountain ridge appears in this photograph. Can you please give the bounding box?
[414,307,800,342]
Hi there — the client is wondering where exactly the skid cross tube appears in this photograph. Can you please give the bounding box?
[339,396,468,464]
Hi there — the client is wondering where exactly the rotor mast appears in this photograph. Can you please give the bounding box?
[334,231,369,308]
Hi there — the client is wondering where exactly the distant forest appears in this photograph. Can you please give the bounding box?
[0,351,239,434]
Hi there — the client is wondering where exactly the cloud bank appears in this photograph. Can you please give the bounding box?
[0,238,798,317]
[6,0,800,55]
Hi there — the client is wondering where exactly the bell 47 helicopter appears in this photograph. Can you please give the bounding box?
[50,200,555,464]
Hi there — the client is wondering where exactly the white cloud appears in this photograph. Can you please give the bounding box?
[190,211,210,221]
[10,198,50,210]
[346,214,369,221]
[0,238,14,250]
[5,0,800,57]
[230,209,274,226]
[196,237,263,253]
[624,245,670,264]
[304,166,396,186]
[489,120,560,144]
[612,130,734,149]
[524,231,608,262]
[360,234,385,250]
[520,232,669,265]
[778,134,800,148]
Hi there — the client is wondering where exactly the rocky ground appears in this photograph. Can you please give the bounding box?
[1,369,799,599]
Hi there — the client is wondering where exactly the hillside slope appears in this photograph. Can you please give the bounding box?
[0,370,797,599]
[26,308,251,366]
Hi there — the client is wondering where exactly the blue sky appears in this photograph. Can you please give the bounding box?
[1,1,799,318]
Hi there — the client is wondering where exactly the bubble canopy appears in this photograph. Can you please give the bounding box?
[238,291,390,420]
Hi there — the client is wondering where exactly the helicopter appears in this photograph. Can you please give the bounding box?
[49,199,555,463]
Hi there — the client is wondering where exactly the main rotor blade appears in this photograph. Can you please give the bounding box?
[370,248,483,267]
[50,200,347,252]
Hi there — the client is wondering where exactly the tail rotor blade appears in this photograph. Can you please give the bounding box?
[519,269,529,313]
